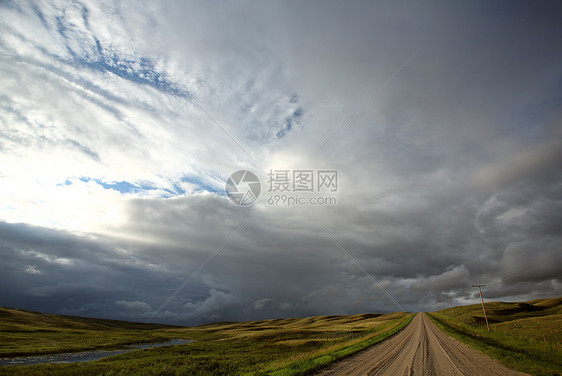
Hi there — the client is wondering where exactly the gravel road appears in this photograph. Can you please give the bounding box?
[317,313,529,376]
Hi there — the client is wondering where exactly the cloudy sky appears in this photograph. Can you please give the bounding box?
[1,0,561,325]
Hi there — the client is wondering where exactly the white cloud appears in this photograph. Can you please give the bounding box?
[0,0,304,235]
[115,300,152,314]
[183,289,238,320]
[22,265,42,275]
[411,265,471,293]
[254,298,275,310]
[19,250,74,266]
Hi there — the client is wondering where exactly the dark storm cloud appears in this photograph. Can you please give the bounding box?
[1,0,561,324]
[1,176,561,324]
[0,221,209,323]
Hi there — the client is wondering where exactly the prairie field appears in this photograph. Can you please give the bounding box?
[2,297,561,375]
[0,307,413,375]
[428,297,562,376]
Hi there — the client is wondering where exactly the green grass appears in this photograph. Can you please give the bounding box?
[264,312,414,376]
[427,297,562,376]
[7,296,558,376]
[0,307,186,357]
[0,307,413,375]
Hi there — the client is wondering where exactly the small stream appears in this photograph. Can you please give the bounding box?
[0,339,193,366]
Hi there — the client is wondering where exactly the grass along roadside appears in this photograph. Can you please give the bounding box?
[262,312,415,376]
[1,311,414,376]
[426,297,562,376]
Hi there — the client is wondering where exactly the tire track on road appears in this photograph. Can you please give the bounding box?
[317,313,529,376]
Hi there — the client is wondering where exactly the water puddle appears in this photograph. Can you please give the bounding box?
[0,339,194,366]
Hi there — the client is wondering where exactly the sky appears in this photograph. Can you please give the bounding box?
[1,0,561,325]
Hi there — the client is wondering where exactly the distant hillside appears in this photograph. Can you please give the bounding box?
[429,296,562,376]
[0,307,185,357]
[0,306,179,332]
[0,308,413,375]
[186,312,406,341]
[2,299,560,376]
[433,296,562,327]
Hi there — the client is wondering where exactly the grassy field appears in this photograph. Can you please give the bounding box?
[427,297,562,376]
[6,297,559,376]
[0,307,187,357]
[0,307,413,375]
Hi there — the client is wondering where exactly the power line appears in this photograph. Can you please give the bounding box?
[472,284,490,332]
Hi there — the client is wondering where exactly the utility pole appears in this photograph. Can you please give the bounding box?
[449,297,454,317]
[472,284,490,332]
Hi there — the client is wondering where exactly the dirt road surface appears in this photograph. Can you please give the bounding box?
[317,313,528,376]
